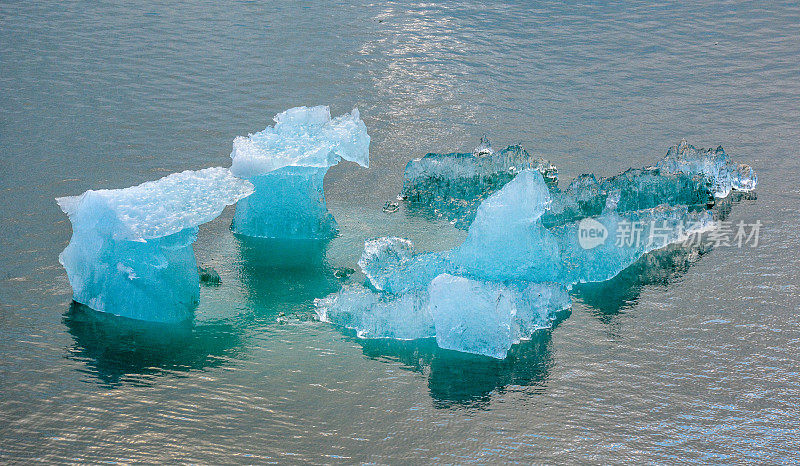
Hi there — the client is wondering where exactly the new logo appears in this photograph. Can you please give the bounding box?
[578,218,608,249]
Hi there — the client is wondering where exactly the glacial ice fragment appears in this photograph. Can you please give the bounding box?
[473,134,494,156]
[318,167,716,358]
[230,106,370,239]
[314,275,570,359]
[400,139,557,228]
[656,139,757,197]
[429,275,570,359]
[57,167,253,322]
[317,140,756,359]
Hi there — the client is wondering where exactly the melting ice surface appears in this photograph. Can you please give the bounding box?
[317,141,757,359]
[230,106,370,239]
[57,167,253,322]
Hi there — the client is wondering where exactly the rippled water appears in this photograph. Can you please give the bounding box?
[2,1,799,462]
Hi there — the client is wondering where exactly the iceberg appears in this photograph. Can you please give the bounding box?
[318,139,755,358]
[57,167,253,322]
[230,106,370,239]
[400,137,557,228]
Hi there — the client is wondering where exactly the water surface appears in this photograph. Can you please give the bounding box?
[1,1,799,462]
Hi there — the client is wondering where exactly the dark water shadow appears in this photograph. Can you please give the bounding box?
[352,310,569,409]
[573,190,757,320]
[64,302,244,388]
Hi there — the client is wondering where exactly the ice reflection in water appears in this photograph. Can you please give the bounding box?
[354,313,568,409]
[64,303,244,388]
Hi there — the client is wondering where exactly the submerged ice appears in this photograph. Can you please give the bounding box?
[57,167,253,322]
[318,140,756,359]
[230,106,370,239]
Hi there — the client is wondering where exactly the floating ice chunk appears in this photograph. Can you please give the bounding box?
[429,275,570,359]
[230,106,370,239]
[315,284,434,340]
[451,169,714,284]
[319,141,757,359]
[314,275,570,359]
[656,139,757,197]
[473,134,494,156]
[57,167,253,322]
[400,140,557,228]
[542,168,713,228]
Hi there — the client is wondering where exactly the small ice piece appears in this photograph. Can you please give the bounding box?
[57,168,253,322]
[400,140,557,228]
[230,106,370,239]
[429,274,570,359]
[198,265,221,286]
[314,284,434,340]
[473,134,494,155]
[656,139,757,197]
[358,237,451,294]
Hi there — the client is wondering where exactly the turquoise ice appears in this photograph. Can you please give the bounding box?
[318,140,755,359]
[316,275,569,359]
[57,167,253,322]
[230,106,370,239]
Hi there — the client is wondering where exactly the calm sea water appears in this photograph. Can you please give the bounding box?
[2,1,799,463]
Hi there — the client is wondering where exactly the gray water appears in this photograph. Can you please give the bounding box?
[2,1,800,463]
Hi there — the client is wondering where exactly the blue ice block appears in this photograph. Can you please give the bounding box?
[230,106,370,239]
[57,167,253,322]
